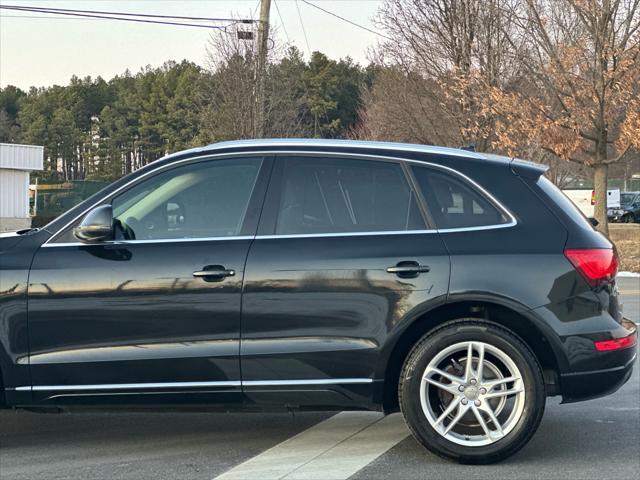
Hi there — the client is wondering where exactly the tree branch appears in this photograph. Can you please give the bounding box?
[604,144,632,164]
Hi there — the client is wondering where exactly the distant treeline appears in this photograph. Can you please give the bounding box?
[0,49,374,181]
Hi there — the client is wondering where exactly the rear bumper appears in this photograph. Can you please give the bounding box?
[560,351,636,403]
[559,320,637,403]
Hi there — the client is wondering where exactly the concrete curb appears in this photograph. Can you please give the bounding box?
[618,271,640,278]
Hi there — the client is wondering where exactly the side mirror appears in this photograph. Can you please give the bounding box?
[73,205,114,242]
[588,217,599,227]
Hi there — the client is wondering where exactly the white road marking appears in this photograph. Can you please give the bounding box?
[213,412,410,480]
[284,413,409,480]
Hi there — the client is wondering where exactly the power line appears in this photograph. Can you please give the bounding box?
[0,5,253,29]
[293,0,327,136]
[294,0,312,56]
[0,8,230,30]
[1,4,251,23]
[0,14,218,24]
[274,0,291,45]
[300,0,391,41]
[0,14,106,21]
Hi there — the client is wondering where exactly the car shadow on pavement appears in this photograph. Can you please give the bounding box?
[0,411,335,480]
[0,410,331,450]
[354,365,640,479]
[352,406,638,479]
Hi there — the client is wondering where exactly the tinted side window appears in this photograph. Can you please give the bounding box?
[536,175,594,232]
[412,166,507,229]
[108,158,262,241]
[54,158,263,243]
[275,157,425,235]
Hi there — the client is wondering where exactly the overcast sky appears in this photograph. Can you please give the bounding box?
[0,0,384,90]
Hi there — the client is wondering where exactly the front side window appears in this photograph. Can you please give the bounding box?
[51,157,263,243]
[275,157,425,235]
[412,166,508,229]
[109,158,262,241]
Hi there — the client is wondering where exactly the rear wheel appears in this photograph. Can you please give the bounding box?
[399,319,545,464]
[624,213,636,223]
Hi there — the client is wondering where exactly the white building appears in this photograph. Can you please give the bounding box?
[0,143,44,232]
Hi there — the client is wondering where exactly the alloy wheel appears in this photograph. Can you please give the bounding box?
[419,341,526,447]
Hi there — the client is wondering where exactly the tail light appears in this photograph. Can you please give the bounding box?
[591,190,596,205]
[594,335,637,352]
[564,248,618,287]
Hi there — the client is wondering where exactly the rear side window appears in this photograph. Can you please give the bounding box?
[412,166,508,229]
[275,157,425,235]
[536,176,595,232]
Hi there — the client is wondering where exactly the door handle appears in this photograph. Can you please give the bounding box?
[386,261,430,278]
[193,265,235,280]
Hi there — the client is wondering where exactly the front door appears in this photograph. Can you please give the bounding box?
[27,155,270,404]
[241,154,450,407]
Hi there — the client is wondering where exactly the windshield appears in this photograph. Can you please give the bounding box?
[621,193,638,206]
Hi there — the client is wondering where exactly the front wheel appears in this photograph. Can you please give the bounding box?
[399,319,545,464]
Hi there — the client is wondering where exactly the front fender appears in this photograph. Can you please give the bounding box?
[0,229,49,405]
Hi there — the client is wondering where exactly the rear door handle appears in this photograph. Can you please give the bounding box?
[193,265,235,281]
[386,261,430,278]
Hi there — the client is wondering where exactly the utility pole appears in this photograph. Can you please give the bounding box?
[256,0,271,138]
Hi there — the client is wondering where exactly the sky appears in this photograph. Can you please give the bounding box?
[0,0,385,90]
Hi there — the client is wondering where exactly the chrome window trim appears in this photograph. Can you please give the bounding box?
[255,230,437,240]
[255,222,518,240]
[437,221,517,233]
[44,149,517,245]
[42,224,517,247]
[42,236,255,248]
[13,378,373,392]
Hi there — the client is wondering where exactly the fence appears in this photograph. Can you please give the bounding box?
[30,180,109,227]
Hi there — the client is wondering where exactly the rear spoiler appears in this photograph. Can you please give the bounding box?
[510,158,549,178]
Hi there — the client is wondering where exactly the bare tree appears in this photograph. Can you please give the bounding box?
[494,0,640,232]
[200,25,310,141]
[371,0,523,149]
[201,28,259,140]
[350,67,459,145]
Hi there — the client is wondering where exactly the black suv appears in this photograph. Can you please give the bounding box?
[0,140,636,464]
[608,191,640,223]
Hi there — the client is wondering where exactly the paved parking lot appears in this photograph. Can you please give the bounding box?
[1,277,638,480]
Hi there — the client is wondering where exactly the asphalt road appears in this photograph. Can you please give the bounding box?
[0,277,638,480]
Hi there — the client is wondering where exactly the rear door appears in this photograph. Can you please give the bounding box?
[240,153,450,406]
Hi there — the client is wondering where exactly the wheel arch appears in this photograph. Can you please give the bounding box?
[376,298,564,413]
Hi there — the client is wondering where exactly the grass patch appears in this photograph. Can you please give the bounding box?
[609,224,640,273]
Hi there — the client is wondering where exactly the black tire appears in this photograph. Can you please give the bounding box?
[399,319,545,464]
[623,213,636,223]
